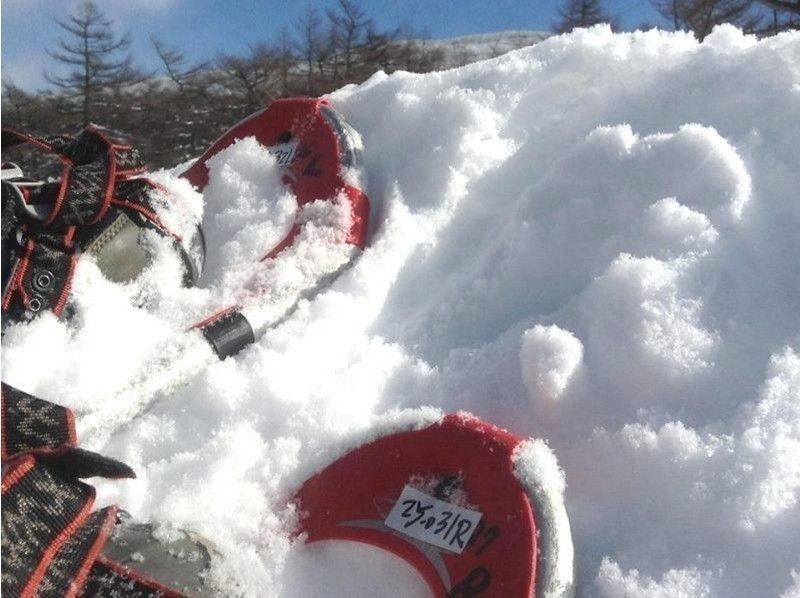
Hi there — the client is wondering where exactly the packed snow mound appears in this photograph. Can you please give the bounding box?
[3,24,799,597]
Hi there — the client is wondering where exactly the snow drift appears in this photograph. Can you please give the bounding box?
[3,24,799,597]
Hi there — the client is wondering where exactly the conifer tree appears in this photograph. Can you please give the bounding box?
[45,0,143,126]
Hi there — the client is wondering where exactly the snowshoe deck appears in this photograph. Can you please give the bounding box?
[181,97,369,251]
[293,413,575,598]
[101,515,214,597]
[182,97,371,357]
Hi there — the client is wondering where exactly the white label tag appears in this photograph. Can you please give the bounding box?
[267,141,298,166]
[384,485,483,554]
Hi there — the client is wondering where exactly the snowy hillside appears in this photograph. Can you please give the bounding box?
[422,30,551,67]
[3,24,800,597]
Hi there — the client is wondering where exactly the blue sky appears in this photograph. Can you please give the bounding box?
[2,0,665,92]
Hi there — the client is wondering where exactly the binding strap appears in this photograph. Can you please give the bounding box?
[1,383,186,598]
[1,128,145,227]
[1,127,187,324]
[1,381,76,457]
[2,455,110,598]
[1,228,77,321]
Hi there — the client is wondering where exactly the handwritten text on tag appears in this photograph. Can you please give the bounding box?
[384,485,483,554]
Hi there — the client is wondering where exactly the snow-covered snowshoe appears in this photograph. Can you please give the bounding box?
[2,98,369,361]
[183,97,370,358]
[293,413,575,597]
[2,383,574,597]
[100,512,214,597]
[0,382,193,597]
[1,128,204,324]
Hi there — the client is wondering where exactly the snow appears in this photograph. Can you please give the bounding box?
[520,324,584,403]
[513,438,574,597]
[3,24,800,597]
[423,30,551,68]
[281,541,431,597]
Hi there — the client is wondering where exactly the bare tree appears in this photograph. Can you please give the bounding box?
[381,26,444,72]
[754,0,800,32]
[755,0,800,11]
[327,0,373,82]
[276,27,296,95]
[553,0,618,33]
[360,25,399,72]
[2,81,34,126]
[2,81,74,173]
[147,39,212,161]
[652,0,763,39]
[315,27,338,83]
[655,0,686,28]
[45,0,144,126]
[217,44,279,115]
[488,32,507,58]
[295,6,325,95]
[7,0,501,170]
[449,40,477,67]
[151,37,207,92]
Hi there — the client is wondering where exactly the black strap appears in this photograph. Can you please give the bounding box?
[1,381,76,456]
[2,456,95,596]
[1,127,180,324]
[1,229,76,320]
[0,383,185,598]
[0,382,134,477]
[2,128,146,227]
[40,507,118,597]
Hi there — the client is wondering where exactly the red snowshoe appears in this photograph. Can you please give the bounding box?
[0,382,192,597]
[2,98,370,359]
[2,382,574,598]
[182,97,370,357]
[293,413,575,597]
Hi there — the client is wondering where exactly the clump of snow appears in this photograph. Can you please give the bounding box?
[520,325,583,403]
[200,136,297,286]
[580,253,718,399]
[3,23,799,597]
[736,348,800,528]
[514,438,567,498]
